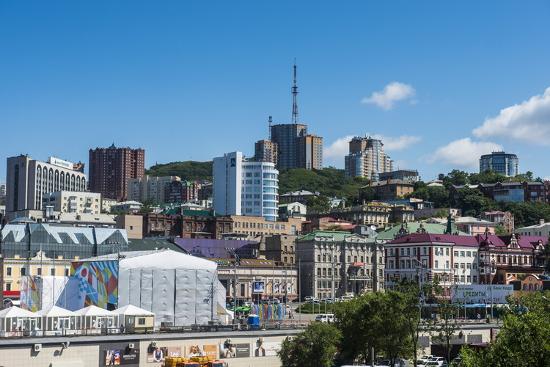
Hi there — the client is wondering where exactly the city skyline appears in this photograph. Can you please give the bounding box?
[1,1,550,182]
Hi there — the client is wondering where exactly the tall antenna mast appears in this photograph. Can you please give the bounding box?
[291,59,299,124]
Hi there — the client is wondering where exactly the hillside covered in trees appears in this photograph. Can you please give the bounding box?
[146,161,213,181]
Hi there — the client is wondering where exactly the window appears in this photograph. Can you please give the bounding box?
[460,251,465,257]
[50,268,55,276]
[466,251,471,257]
[138,318,146,325]
[467,275,471,283]
[6,267,11,276]
[454,251,459,257]
[466,263,471,269]
[434,260,439,269]
[446,248,450,256]
[406,248,410,256]
[400,248,405,256]
[37,268,42,276]
[21,267,27,276]
[446,260,450,269]
[65,268,69,276]
[473,275,478,283]
[423,247,427,255]
[454,263,459,269]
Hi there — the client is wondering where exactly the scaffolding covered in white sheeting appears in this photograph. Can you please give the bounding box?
[116,250,225,327]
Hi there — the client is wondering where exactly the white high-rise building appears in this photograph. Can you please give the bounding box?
[6,155,87,212]
[213,151,279,221]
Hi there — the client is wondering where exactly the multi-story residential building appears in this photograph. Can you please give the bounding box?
[369,179,415,200]
[477,233,548,287]
[297,231,385,300]
[379,169,420,183]
[270,123,307,170]
[6,155,87,213]
[479,151,519,177]
[165,180,202,204]
[88,145,145,201]
[264,234,297,266]
[254,139,278,164]
[0,223,128,292]
[213,151,279,221]
[279,190,319,204]
[385,233,481,296]
[516,220,550,237]
[42,191,101,215]
[345,137,393,180]
[229,215,302,240]
[110,201,143,214]
[310,202,393,228]
[127,175,179,204]
[0,183,6,200]
[278,202,307,220]
[481,211,515,234]
[480,181,546,203]
[297,134,323,170]
[454,216,498,236]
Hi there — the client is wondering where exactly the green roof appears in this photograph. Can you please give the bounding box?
[181,209,212,217]
[376,222,467,241]
[297,230,358,242]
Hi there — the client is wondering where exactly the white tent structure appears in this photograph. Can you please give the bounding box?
[74,305,118,334]
[112,305,154,332]
[36,306,78,336]
[0,306,41,337]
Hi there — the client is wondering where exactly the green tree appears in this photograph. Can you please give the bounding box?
[278,322,341,367]
[334,291,413,365]
[454,187,495,216]
[432,300,461,363]
[461,292,550,367]
[306,195,331,213]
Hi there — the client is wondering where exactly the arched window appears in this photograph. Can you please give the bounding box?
[55,170,60,191]
[76,176,81,191]
[70,174,75,191]
[60,172,65,190]
[81,177,86,191]
[48,168,54,192]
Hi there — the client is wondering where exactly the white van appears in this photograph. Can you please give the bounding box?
[315,313,335,323]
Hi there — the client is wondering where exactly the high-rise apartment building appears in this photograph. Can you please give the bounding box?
[213,151,279,221]
[297,134,323,170]
[127,175,179,204]
[270,123,307,170]
[345,137,393,181]
[254,139,278,164]
[479,151,519,177]
[6,155,87,212]
[88,145,145,201]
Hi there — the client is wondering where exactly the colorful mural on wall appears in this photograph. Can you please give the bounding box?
[70,260,119,309]
[20,276,41,312]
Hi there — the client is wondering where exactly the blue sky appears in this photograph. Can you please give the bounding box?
[1,1,550,182]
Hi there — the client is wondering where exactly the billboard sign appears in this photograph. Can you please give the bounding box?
[252,281,265,294]
[451,285,513,304]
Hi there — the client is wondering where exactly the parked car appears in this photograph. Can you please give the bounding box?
[314,313,335,323]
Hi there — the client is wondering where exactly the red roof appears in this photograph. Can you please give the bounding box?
[476,234,547,249]
[389,233,478,247]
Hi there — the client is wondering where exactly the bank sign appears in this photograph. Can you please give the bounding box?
[451,285,513,304]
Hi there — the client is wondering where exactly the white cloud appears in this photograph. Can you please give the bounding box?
[429,138,503,168]
[324,135,354,162]
[473,87,550,144]
[323,134,421,168]
[371,134,421,151]
[361,82,416,110]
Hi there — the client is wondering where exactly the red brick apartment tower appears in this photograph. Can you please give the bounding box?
[89,144,145,201]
